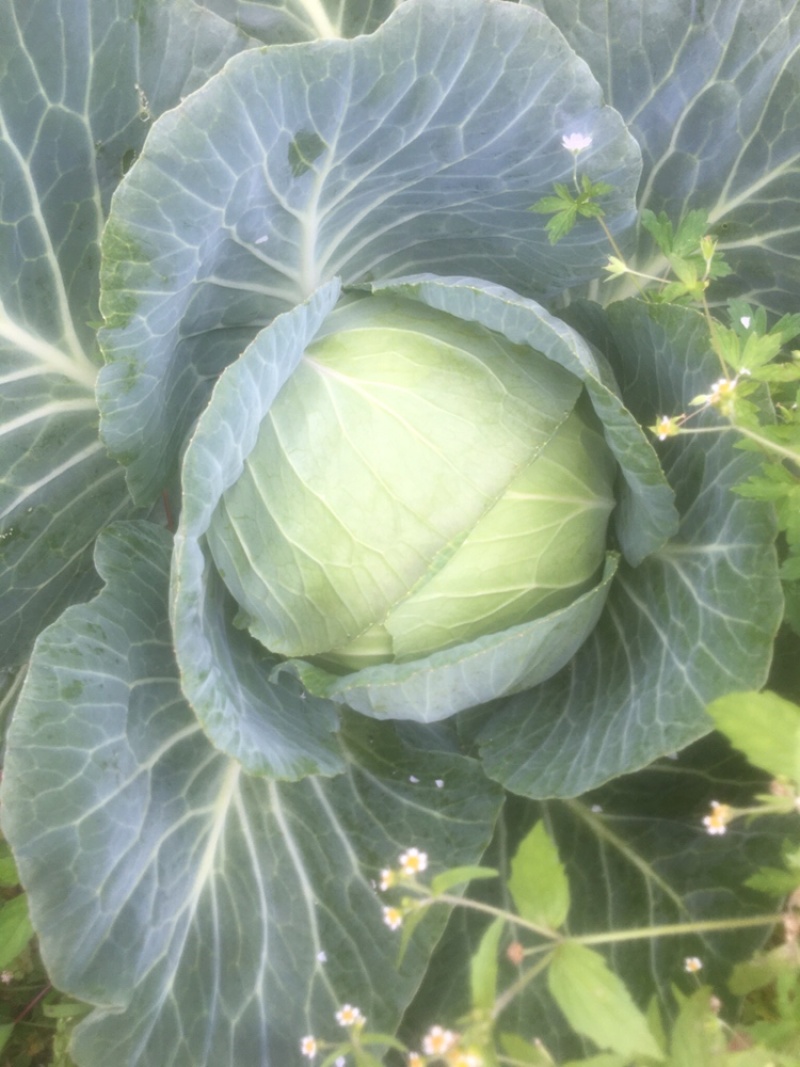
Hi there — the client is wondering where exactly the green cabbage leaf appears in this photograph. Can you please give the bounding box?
[0,1,792,1064]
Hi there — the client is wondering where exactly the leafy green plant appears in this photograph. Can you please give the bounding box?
[534,144,800,629]
[314,692,800,1065]
[0,1,798,1065]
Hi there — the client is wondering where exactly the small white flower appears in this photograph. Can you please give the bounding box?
[703,800,733,835]
[562,132,592,153]
[422,1025,457,1056]
[383,906,403,930]
[740,316,751,328]
[435,779,444,788]
[336,1004,365,1028]
[655,415,679,441]
[316,950,327,963]
[300,1035,317,1058]
[409,775,420,784]
[399,848,428,876]
[684,956,703,973]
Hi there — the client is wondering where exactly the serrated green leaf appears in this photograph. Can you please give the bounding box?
[547,942,663,1060]
[508,821,570,930]
[657,279,698,304]
[398,739,787,1059]
[750,362,800,382]
[585,179,615,198]
[668,256,701,289]
[576,201,607,221]
[706,690,800,783]
[531,185,577,214]
[671,210,711,258]
[640,209,675,255]
[530,195,573,214]
[739,332,785,371]
[668,987,726,1067]
[745,867,800,897]
[729,946,798,998]
[546,207,580,243]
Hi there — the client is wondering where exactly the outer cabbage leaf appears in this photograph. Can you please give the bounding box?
[530,0,800,316]
[172,280,347,777]
[0,0,263,668]
[467,299,782,797]
[0,520,503,1067]
[97,0,642,505]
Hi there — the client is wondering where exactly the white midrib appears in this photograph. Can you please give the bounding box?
[298,0,341,39]
[300,161,333,296]
[189,760,242,907]
[0,98,98,374]
[0,299,98,391]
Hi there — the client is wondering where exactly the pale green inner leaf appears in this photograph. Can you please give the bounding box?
[335,406,616,666]
[207,295,596,661]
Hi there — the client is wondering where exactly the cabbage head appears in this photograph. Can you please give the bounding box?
[206,291,618,716]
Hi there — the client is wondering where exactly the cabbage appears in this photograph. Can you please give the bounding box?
[207,293,616,699]
[0,0,790,1063]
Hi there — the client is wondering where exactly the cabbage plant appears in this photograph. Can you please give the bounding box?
[0,0,794,1063]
